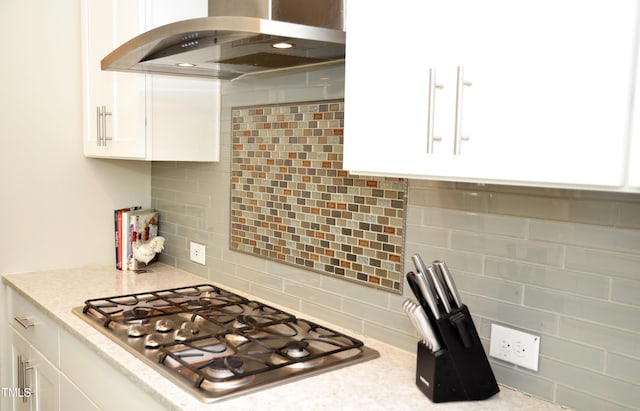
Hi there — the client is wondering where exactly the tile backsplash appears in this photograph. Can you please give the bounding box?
[151,65,640,411]
[230,100,406,293]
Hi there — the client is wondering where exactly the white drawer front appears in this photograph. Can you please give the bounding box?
[8,287,60,366]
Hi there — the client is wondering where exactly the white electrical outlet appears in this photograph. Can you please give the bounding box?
[189,241,206,265]
[489,323,540,371]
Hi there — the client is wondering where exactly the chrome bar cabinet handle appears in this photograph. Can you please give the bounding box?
[453,66,472,155]
[426,68,443,154]
[14,316,35,329]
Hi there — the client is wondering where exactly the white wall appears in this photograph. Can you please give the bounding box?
[0,0,151,274]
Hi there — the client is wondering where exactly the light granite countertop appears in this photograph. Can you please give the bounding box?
[2,264,564,411]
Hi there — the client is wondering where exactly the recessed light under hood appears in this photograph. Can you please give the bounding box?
[102,0,346,80]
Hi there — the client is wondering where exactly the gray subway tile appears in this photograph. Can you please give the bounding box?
[555,385,635,411]
[342,297,409,331]
[611,278,640,306]
[455,271,523,304]
[485,258,609,299]
[539,334,604,372]
[462,294,558,334]
[525,287,640,333]
[565,247,640,280]
[299,300,363,333]
[236,265,283,291]
[529,219,640,253]
[405,205,423,225]
[559,317,640,357]
[408,182,490,212]
[617,201,640,229]
[452,231,564,266]
[606,352,640,385]
[321,275,389,308]
[364,321,418,352]
[422,206,528,238]
[250,283,300,312]
[405,225,449,247]
[489,191,570,221]
[539,356,640,409]
[490,362,554,402]
[284,282,342,310]
[567,197,618,227]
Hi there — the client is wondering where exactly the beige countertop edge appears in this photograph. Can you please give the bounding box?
[2,264,563,411]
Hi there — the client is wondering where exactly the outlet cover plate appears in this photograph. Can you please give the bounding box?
[189,241,206,265]
[489,323,540,371]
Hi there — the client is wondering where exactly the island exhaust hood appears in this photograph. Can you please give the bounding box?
[101,0,346,80]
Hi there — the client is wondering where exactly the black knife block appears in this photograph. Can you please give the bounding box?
[414,304,499,403]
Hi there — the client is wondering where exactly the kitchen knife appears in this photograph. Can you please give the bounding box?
[424,264,453,314]
[433,260,463,309]
[409,270,441,320]
[406,272,428,312]
[407,300,442,352]
[402,299,432,351]
[413,253,453,314]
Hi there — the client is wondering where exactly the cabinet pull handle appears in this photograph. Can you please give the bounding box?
[17,354,23,400]
[426,68,443,154]
[96,106,102,146]
[14,316,35,329]
[453,66,472,155]
[102,105,112,145]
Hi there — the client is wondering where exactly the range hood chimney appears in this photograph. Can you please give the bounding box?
[101,0,346,80]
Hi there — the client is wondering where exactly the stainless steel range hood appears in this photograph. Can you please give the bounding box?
[102,0,346,80]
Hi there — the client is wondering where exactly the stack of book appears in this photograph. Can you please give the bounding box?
[114,207,159,270]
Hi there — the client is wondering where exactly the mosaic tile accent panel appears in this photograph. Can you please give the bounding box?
[230,100,407,293]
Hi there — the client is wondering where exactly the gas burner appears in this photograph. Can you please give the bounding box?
[174,322,200,342]
[207,357,243,379]
[128,324,147,338]
[282,341,310,358]
[145,333,163,349]
[187,297,213,309]
[123,307,156,321]
[155,319,173,333]
[232,315,258,329]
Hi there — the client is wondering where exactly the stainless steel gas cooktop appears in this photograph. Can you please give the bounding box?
[72,284,379,403]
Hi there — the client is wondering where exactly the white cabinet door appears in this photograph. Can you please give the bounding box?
[59,376,100,411]
[344,0,637,189]
[629,130,640,190]
[628,43,640,190]
[344,0,436,176]
[10,329,60,411]
[145,0,220,162]
[81,0,146,159]
[29,345,60,411]
[10,329,31,411]
[82,0,220,161]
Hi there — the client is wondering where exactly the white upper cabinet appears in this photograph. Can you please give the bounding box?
[81,0,220,161]
[628,42,640,191]
[344,0,639,190]
[629,129,640,190]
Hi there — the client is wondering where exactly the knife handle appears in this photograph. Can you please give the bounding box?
[433,260,463,309]
[412,270,442,320]
[425,264,453,314]
[406,272,428,311]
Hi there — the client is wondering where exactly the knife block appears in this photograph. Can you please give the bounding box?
[414,304,499,403]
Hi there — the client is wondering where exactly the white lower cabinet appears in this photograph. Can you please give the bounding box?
[59,375,100,411]
[59,328,170,411]
[5,287,169,411]
[10,329,60,411]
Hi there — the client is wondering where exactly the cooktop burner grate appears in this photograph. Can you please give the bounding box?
[73,284,379,403]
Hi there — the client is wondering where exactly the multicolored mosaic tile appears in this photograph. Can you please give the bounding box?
[230,100,406,293]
